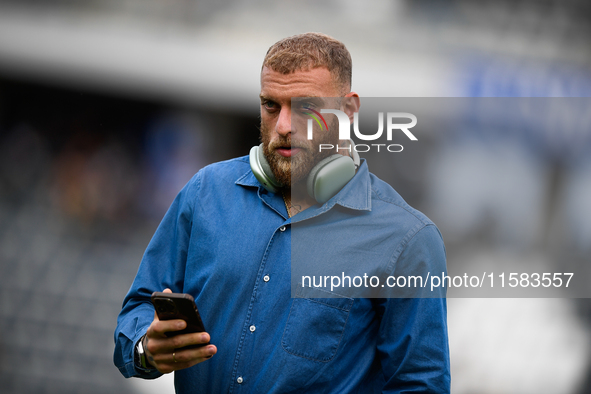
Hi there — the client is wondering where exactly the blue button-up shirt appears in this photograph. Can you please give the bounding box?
[114,156,450,393]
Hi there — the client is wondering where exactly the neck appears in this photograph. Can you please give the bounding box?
[282,182,316,218]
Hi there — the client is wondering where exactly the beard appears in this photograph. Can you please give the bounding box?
[260,117,339,188]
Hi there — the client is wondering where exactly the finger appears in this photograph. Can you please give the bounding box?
[171,332,210,348]
[150,318,187,336]
[154,345,217,374]
[146,331,210,357]
[153,344,216,364]
[167,331,210,352]
[156,362,189,374]
[155,359,197,374]
[174,344,217,363]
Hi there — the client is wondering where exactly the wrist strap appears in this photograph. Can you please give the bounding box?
[136,335,154,370]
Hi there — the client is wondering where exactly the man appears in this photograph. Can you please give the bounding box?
[114,32,450,393]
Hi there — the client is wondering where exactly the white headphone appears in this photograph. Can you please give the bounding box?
[249,141,360,204]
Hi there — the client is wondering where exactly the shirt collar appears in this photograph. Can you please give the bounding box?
[323,158,371,211]
[235,167,263,189]
[236,158,372,217]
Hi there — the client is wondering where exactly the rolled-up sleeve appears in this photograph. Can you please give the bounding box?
[113,174,198,379]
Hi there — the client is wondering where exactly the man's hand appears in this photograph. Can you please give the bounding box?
[143,289,217,374]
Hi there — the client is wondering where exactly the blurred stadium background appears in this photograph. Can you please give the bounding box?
[0,0,590,393]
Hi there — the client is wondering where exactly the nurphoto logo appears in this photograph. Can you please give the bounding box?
[305,108,418,153]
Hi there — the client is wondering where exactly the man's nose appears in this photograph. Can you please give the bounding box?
[275,107,292,137]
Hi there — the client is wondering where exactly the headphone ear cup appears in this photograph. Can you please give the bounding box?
[307,155,356,204]
[249,144,282,193]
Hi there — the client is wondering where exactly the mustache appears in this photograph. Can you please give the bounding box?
[268,138,308,151]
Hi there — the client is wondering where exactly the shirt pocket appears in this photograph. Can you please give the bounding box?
[281,287,354,362]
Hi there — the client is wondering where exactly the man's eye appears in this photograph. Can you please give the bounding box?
[302,103,317,112]
[263,101,277,111]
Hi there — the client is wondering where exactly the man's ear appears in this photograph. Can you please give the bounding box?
[342,92,360,124]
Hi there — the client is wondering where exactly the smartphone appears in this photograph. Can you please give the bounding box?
[151,292,207,348]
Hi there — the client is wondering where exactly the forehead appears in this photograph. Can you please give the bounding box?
[260,67,340,102]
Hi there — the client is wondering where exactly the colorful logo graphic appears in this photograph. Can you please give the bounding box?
[303,106,328,131]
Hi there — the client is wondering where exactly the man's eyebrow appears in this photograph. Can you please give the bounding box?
[259,94,284,101]
[292,95,322,99]
[258,95,328,106]
[295,97,327,107]
[303,96,325,103]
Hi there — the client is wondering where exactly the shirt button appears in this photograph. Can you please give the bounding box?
[249,325,256,332]
[263,275,270,282]
[279,226,286,232]
[237,376,243,384]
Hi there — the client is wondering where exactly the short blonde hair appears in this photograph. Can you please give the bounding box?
[262,32,352,94]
